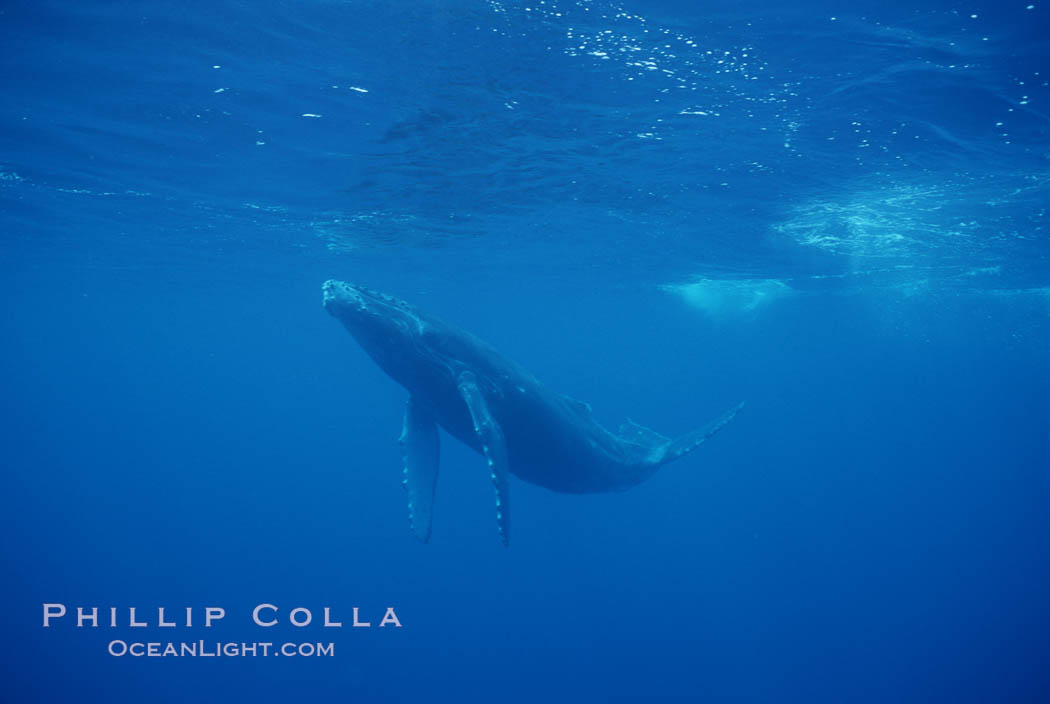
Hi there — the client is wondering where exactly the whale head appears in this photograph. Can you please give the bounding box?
[323,280,442,387]
[323,279,423,340]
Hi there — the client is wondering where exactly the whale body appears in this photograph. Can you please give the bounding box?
[323,280,742,545]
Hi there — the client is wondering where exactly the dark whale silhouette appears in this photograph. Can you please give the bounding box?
[323,280,742,546]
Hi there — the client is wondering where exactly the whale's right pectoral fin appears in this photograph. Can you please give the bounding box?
[399,396,440,542]
[457,372,511,547]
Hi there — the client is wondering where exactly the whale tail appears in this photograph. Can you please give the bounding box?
[660,401,745,465]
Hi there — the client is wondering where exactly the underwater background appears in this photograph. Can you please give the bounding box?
[2,0,1049,701]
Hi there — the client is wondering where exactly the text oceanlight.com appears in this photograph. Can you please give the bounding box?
[107,640,334,658]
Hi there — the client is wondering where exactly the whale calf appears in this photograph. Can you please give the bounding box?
[323,280,742,545]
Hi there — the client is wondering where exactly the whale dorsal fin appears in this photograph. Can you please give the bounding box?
[618,419,670,448]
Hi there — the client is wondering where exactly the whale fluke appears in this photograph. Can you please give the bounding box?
[661,401,746,464]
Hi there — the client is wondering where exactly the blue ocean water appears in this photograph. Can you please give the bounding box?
[2,0,1049,701]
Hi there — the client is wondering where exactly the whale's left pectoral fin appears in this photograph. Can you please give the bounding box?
[399,397,440,542]
[457,372,511,547]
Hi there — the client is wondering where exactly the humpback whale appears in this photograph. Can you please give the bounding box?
[323,280,742,546]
